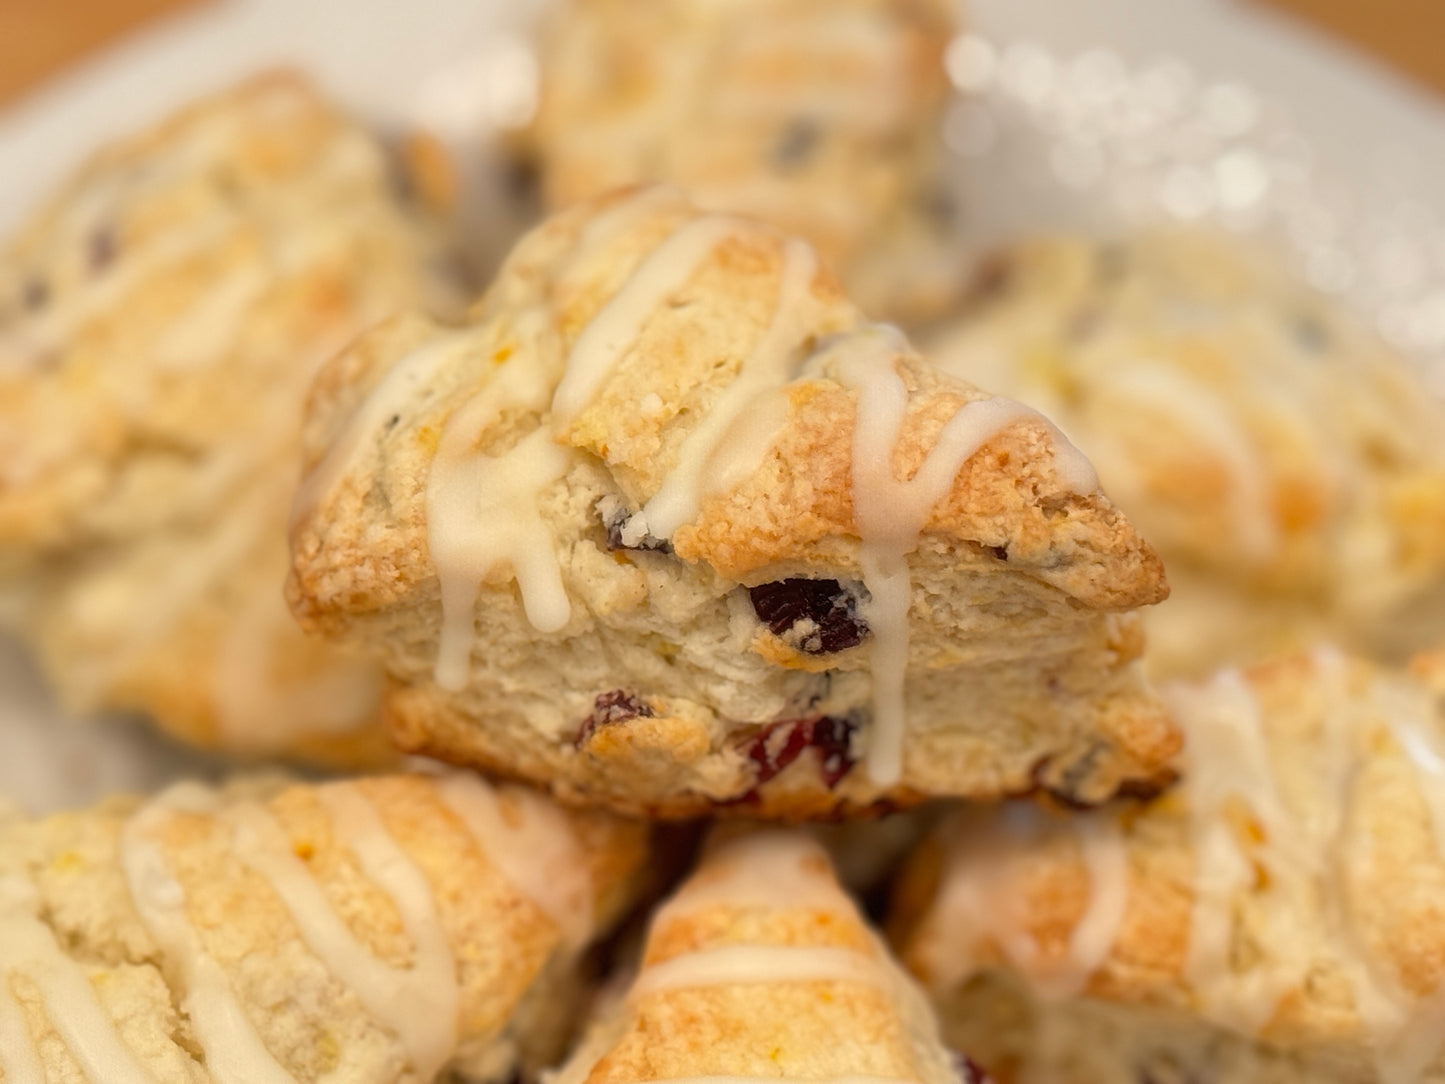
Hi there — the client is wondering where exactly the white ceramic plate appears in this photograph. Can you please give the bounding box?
[3,0,1443,814]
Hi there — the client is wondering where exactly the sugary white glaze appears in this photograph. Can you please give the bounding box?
[634,237,818,540]
[422,192,693,686]
[435,772,594,947]
[550,214,741,425]
[120,782,297,1084]
[291,333,464,531]
[632,944,883,998]
[823,326,1064,785]
[0,877,152,1084]
[1165,657,1429,1062]
[1094,363,1278,560]
[638,831,878,998]
[919,803,1127,1001]
[226,787,457,1081]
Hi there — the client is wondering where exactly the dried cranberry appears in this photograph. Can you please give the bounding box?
[951,1052,995,1084]
[598,497,672,554]
[749,578,869,654]
[88,228,117,273]
[772,118,821,168]
[746,715,857,789]
[575,690,654,747]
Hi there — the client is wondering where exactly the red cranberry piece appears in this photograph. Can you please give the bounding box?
[575,690,654,747]
[951,1053,995,1084]
[746,715,857,789]
[748,578,869,654]
[597,496,672,554]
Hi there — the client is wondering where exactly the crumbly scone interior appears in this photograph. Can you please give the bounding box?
[552,828,976,1084]
[289,185,1178,815]
[922,231,1445,678]
[890,647,1445,1083]
[0,770,649,1082]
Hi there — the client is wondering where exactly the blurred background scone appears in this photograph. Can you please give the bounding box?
[922,230,1445,679]
[0,769,650,1081]
[0,72,464,763]
[889,647,1445,1083]
[290,186,1178,818]
[517,0,965,323]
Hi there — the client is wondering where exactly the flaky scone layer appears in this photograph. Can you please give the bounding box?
[0,771,649,1083]
[922,231,1445,678]
[518,0,964,322]
[891,648,1445,1083]
[290,186,1177,817]
[0,72,460,762]
[552,829,983,1084]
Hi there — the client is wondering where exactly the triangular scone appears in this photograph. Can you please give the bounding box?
[922,231,1445,678]
[0,771,649,1082]
[518,0,964,323]
[890,648,1445,1083]
[553,829,992,1084]
[289,186,1177,817]
[0,73,460,764]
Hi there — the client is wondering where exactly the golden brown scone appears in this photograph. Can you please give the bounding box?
[289,186,1178,818]
[0,769,650,1082]
[890,647,1445,1083]
[922,231,1445,679]
[518,0,964,323]
[551,828,992,1084]
[0,72,463,763]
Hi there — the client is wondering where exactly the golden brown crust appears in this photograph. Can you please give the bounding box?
[289,186,1177,817]
[551,831,963,1084]
[1,771,651,1081]
[892,648,1445,1080]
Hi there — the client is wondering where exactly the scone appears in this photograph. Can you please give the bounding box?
[889,648,1445,1083]
[288,185,1177,818]
[0,72,462,762]
[0,769,650,1082]
[518,0,965,322]
[551,828,993,1084]
[922,231,1445,678]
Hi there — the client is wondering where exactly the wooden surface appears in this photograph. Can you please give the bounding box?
[1253,0,1445,96]
[0,0,1440,106]
[0,0,207,106]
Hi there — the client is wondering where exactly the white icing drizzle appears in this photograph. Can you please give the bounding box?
[120,783,296,1084]
[921,804,1126,1001]
[1093,363,1278,561]
[291,333,463,532]
[1168,669,1297,1034]
[226,789,457,1081]
[824,327,1042,785]
[429,423,577,689]
[1060,815,1130,998]
[435,773,593,947]
[634,237,817,540]
[0,877,151,1084]
[550,214,739,425]
[632,944,882,998]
